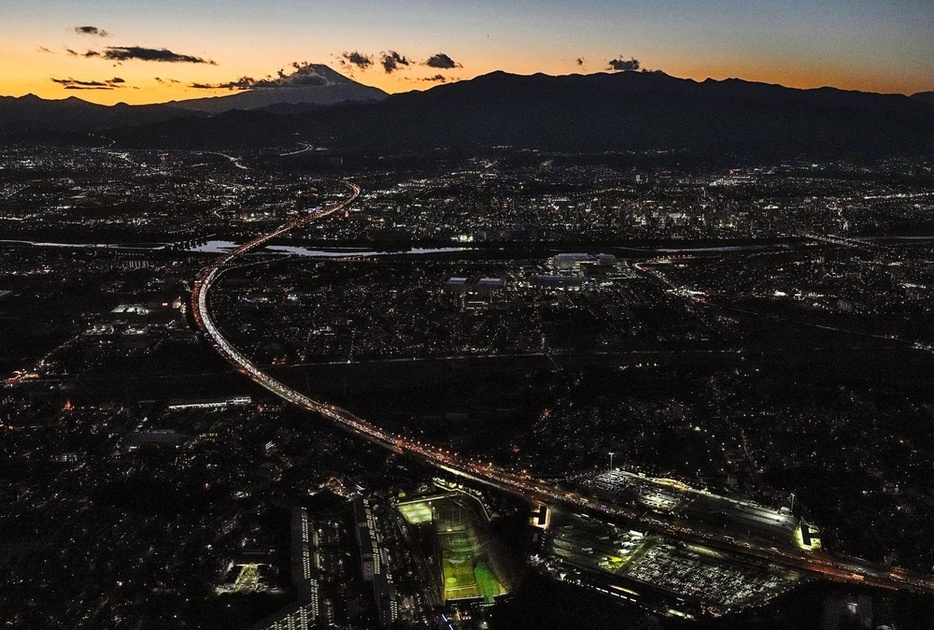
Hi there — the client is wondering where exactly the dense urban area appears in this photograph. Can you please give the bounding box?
[3,144,934,629]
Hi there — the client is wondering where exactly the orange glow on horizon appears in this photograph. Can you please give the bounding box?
[0,46,929,107]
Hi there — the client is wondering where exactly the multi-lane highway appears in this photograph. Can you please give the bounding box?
[191,180,934,598]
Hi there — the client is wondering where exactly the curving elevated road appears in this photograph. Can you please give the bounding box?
[192,180,934,598]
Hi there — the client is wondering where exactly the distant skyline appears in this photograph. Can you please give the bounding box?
[1,0,932,105]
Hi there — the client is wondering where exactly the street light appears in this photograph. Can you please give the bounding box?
[608,452,615,470]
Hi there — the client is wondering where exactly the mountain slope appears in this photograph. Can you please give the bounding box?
[167,64,387,113]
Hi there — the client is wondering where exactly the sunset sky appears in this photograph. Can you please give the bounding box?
[1,0,931,105]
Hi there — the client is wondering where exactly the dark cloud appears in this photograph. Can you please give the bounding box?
[74,26,109,37]
[576,57,584,66]
[186,62,333,91]
[77,46,215,64]
[51,76,125,90]
[607,57,640,72]
[188,77,253,90]
[37,46,54,54]
[254,63,329,87]
[154,77,181,85]
[380,50,410,74]
[65,47,99,58]
[339,51,373,71]
[424,53,460,69]
[420,74,447,83]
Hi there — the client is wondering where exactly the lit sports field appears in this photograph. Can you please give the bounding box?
[398,496,504,603]
[441,528,481,600]
[397,501,434,525]
[439,500,505,602]
[474,561,501,604]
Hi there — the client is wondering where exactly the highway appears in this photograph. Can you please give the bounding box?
[191,179,934,599]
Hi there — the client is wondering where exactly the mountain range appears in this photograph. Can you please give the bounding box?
[2,69,934,160]
[0,94,203,134]
[0,64,383,136]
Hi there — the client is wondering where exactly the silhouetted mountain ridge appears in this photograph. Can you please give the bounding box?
[0,65,383,138]
[108,71,934,159]
[0,94,204,134]
[5,71,934,160]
